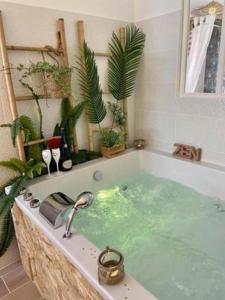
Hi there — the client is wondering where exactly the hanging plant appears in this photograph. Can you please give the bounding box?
[17,62,73,98]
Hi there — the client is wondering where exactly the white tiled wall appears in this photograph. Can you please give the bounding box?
[135,11,225,166]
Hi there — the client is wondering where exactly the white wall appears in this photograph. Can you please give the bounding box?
[0,0,134,21]
[135,1,225,166]
[134,0,181,21]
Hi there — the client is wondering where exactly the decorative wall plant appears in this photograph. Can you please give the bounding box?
[108,25,146,101]
[77,25,145,155]
[0,159,45,256]
[77,41,107,131]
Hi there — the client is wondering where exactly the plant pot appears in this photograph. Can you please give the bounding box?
[101,144,125,158]
[45,75,71,98]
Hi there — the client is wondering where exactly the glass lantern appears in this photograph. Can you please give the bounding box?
[98,246,125,285]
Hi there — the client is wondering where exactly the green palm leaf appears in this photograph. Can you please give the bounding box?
[0,209,14,257]
[77,42,106,124]
[108,25,145,100]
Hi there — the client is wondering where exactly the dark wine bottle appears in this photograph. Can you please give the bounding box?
[59,128,73,171]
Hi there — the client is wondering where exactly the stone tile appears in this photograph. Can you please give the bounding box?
[0,261,21,277]
[3,265,29,292]
[0,278,9,298]
[1,282,41,300]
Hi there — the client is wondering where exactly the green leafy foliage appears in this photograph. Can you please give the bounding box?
[77,42,106,124]
[108,25,146,100]
[0,210,14,257]
[0,159,46,256]
[108,101,126,125]
[0,158,45,179]
[1,115,33,146]
[0,115,42,162]
[18,80,43,139]
[101,129,124,148]
[54,98,87,150]
[17,62,73,97]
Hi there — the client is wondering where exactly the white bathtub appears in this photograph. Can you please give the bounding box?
[15,149,225,300]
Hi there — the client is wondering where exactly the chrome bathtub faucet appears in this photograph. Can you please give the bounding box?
[63,192,94,239]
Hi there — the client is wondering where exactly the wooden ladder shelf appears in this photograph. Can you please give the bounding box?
[76,20,128,152]
[0,12,78,161]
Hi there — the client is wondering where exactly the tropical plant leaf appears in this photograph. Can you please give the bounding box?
[61,98,72,122]
[53,123,60,136]
[0,209,14,257]
[9,176,28,197]
[61,101,87,128]
[0,195,14,217]
[0,159,45,181]
[108,25,145,100]
[77,42,106,124]
[0,159,25,174]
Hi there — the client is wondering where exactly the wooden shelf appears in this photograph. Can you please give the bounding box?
[6,45,62,53]
[24,136,61,147]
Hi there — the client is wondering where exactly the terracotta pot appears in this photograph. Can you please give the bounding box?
[101,144,125,158]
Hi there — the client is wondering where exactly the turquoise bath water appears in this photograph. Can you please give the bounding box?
[71,170,225,300]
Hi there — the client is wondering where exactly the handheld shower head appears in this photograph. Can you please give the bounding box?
[74,192,94,210]
[63,191,94,239]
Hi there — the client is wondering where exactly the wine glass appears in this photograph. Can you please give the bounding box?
[42,149,52,177]
[52,148,61,175]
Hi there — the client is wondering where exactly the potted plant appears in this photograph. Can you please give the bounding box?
[77,25,145,158]
[0,158,45,256]
[101,129,124,157]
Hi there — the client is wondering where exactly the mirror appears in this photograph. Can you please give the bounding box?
[180,1,225,95]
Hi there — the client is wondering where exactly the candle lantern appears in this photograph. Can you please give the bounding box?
[134,139,146,150]
[98,246,125,285]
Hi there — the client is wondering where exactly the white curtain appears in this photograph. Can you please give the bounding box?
[185,15,216,93]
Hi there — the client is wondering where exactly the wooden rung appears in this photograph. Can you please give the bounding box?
[24,136,61,147]
[94,52,110,57]
[93,125,118,133]
[15,95,62,101]
[102,91,111,95]
[6,45,62,53]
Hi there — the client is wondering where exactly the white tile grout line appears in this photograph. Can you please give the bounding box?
[0,260,21,273]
